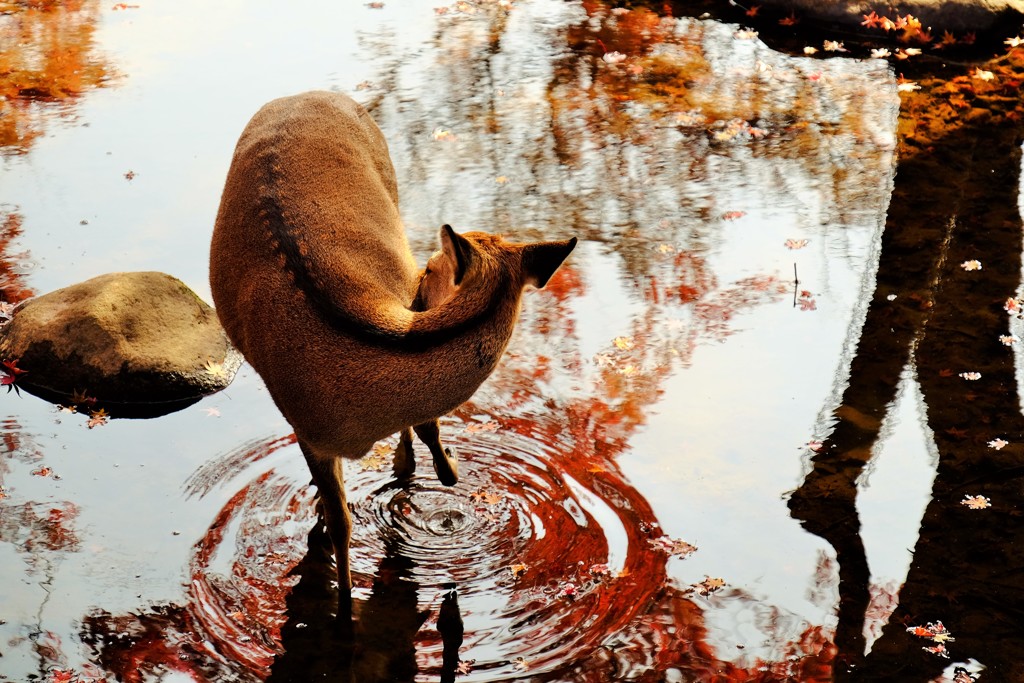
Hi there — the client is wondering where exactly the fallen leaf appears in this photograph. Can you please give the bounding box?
[589,562,611,577]
[87,409,109,429]
[509,563,528,578]
[959,371,981,380]
[470,489,502,506]
[203,406,221,417]
[124,170,135,180]
[32,466,53,477]
[648,535,697,558]
[778,12,799,26]
[973,68,995,82]
[721,211,746,220]
[988,438,1008,450]
[953,666,979,682]
[513,656,530,671]
[366,1,384,7]
[1006,297,1021,314]
[960,259,982,271]
[602,51,627,64]
[464,420,498,434]
[694,576,725,596]
[1000,335,1018,346]
[432,128,456,141]
[871,48,892,58]
[557,581,577,599]
[785,238,808,249]
[613,336,635,351]
[961,494,991,509]
[823,40,846,52]
[456,659,476,675]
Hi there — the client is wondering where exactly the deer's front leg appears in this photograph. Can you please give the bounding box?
[299,440,353,618]
[413,420,458,487]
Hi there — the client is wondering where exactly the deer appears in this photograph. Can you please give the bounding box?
[208,90,576,616]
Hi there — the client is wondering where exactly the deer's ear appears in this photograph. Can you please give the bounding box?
[440,224,475,285]
[523,237,577,288]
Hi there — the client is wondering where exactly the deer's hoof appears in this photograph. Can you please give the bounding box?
[433,446,459,487]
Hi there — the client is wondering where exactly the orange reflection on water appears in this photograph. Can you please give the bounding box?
[0,0,110,154]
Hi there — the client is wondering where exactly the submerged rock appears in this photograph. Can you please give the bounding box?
[0,271,241,409]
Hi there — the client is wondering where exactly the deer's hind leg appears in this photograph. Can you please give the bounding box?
[392,427,416,480]
[299,440,353,618]
[413,419,459,487]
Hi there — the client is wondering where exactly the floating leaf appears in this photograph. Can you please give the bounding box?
[512,656,530,671]
[961,494,991,509]
[694,576,725,596]
[602,51,626,64]
[203,406,221,417]
[1006,297,1021,314]
[456,659,476,675]
[613,336,635,351]
[721,211,746,221]
[959,371,981,381]
[557,581,578,599]
[972,68,995,82]
[907,621,953,642]
[1000,335,1018,346]
[464,420,498,434]
[785,238,808,249]
[648,535,697,558]
[508,563,528,578]
[87,409,109,429]
[470,489,502,506]
[32,466,53,477]
[953,666,979,682]
[959,259,982,271]
[871,48,892,58]
[432,128,456,142]
[124,170,135,181]
[988,438,1008,450]
[823,40,846,52]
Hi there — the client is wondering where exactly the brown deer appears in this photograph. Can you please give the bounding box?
[209,90,576,614]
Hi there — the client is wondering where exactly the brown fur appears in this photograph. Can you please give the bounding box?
[209,91,575,612]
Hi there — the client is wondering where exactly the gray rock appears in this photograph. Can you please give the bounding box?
[0,271,241,407]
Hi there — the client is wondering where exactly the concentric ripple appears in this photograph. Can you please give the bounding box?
[87,420,674,681]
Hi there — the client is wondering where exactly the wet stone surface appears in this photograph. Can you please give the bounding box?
[0,271,241,409]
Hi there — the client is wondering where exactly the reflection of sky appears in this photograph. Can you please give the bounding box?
[0,0,928,677]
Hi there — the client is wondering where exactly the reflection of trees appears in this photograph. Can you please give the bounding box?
[0,418,88,681]
[701,15,1024,682]
[362,2,894,287]
[0,208,35,303]
[0,0,110,154]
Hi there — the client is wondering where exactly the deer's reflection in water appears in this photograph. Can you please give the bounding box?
[270,520,464,683]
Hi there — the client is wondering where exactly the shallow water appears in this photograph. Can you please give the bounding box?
[1,1,1019,681]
